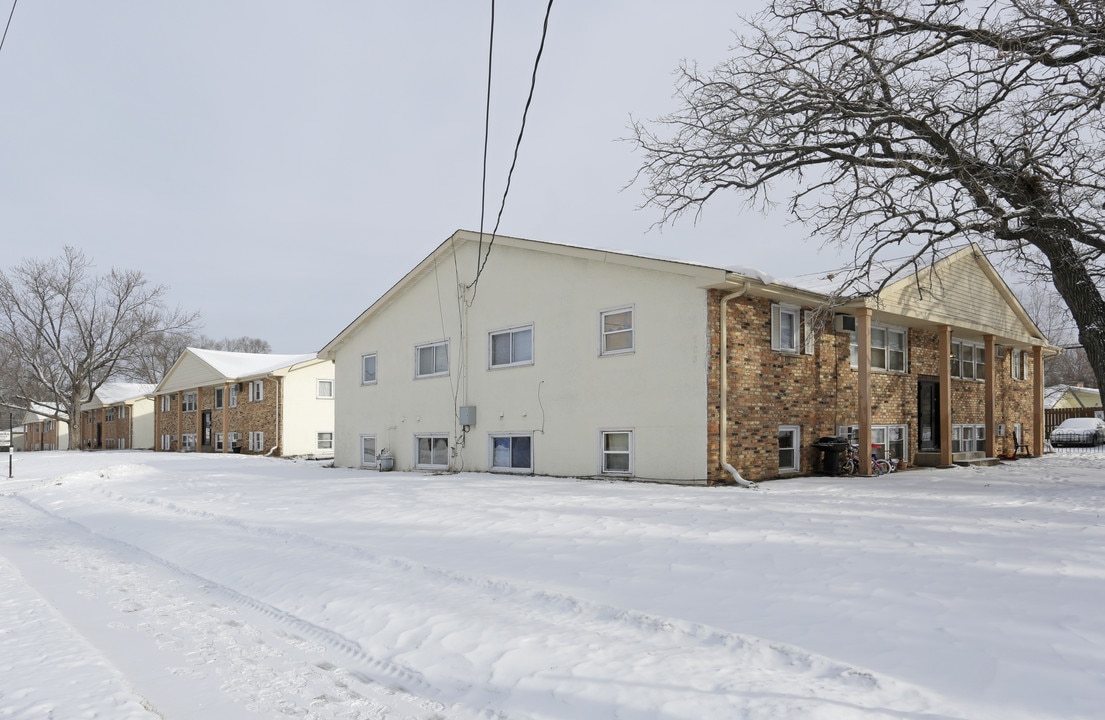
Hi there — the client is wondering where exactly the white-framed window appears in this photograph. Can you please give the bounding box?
[214,387,224,409]
[248,380,264,402]
[1011,348,1027,380]
[181,433,197,451]
[160,394,173,412]
[118,405,126,419]
[160,434,173,451]
[361,435,377,467]
[771,303,802,353]
[182,391,197,412]
[229,385,238,408]
[416,342,449,378]
[952,424,986,453]
[118,438,126,450]
[317,379,334,399]
[839,424,909,462]
[951,341,985,380]
[871,326,907,372]
[489,433,533,472]
[849,324,907,371]
[317,432,333,450]
[600,307,634,356]
[248,431,265,451]
[105,407,116,422]
[362,353,378,384]
[215,432,224,451]
[489,325,534,368]
[415,434,449,469]
[600,429,633,475]
[779,425,801,474]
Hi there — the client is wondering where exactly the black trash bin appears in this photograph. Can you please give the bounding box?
[813,436,849,476]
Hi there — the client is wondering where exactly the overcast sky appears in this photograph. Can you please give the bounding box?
[1,1,849,353]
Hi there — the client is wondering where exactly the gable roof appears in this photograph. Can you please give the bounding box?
[320,229,742,356]
[155,348,324,394]
[1044,384,1102,408]
[81,382,158,410]
[320,231,1052,355]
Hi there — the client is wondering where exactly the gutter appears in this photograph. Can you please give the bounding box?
[720,284,756,489]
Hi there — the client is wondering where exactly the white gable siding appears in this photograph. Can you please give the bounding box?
[130,396,156,450]
[159,353,224,393]
[330,238,712,480]
[280,362,336,456]
[878,250,1039,343]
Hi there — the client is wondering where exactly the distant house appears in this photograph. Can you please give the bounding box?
[79,383,158,450]
[153,348,335,457]
[1044,384,1102,409]
[320,230,1052,482]
[21,404,69,451]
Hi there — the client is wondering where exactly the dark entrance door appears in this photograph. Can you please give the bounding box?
[202,410,212,448]
[918,379,940,451]
[96,422,102,449]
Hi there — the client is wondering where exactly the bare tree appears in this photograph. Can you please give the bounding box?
[1015,283,1098,385]
[0,247,200,449]
[196,335,273,354]
[633,0,1105,391]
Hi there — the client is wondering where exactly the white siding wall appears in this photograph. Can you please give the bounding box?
[280,362,336,456]
[130,397,156,450]
[331,240,711,481]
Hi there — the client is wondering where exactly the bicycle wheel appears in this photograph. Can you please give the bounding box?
[841,457,857,475]
[874,459,891,475]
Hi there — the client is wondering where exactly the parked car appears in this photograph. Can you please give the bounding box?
[1049,417,1105,447]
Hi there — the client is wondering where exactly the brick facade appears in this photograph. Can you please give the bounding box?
[154,378,283,455]
[706,290,1039,482]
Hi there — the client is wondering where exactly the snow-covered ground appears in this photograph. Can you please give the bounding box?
[2,451,1103,719]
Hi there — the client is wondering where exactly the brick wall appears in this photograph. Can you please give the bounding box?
[155,379,283,455]
[706,291,1038,482]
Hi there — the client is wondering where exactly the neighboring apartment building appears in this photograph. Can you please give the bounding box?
[1044,384,1102,409]
[153,348,335,457]
[320,230,1051,482]
[21,404,69,451]
[79,383,158,450]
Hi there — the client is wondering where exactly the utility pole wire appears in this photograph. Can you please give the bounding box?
[0,0,18,56]
[469,0,555,302]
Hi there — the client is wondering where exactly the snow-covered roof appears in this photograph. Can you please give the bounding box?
[1044,384,1102,409]
[189,348,320,379]
[93,382,158,405]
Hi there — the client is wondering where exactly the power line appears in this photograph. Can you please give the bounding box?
[469,0,555,300]
[0,0,18,56]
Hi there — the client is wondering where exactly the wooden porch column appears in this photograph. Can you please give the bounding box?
[176,393,183,452]
[856,306,873,476]
[222,381,230,453]
[937,325,954,467]
[194,388,202,449]
[1033,345,1045,456]
[984,334,996,457]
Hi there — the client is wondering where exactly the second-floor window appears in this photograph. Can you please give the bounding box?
[416,342,449,378]
[105,407,115,422]
[182,392,197,412]
[161,394,173,412]
[362,353,378,384]
[317,380,334,398]
[952,340,985,380]
[489,325,533,368]
[600,308,634,355]
[1011,348,1027,380]
[214,387,224,409]
[248,380,264,402]
[771,303,801,353]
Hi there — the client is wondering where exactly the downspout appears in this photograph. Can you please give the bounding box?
[720,284,756,488]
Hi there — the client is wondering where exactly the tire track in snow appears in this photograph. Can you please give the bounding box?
[5,494,478,720]
[39,478,974,719]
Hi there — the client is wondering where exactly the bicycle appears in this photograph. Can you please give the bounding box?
[840,444,899,476]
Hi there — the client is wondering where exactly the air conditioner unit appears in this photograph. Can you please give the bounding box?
[833,314,857,332]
